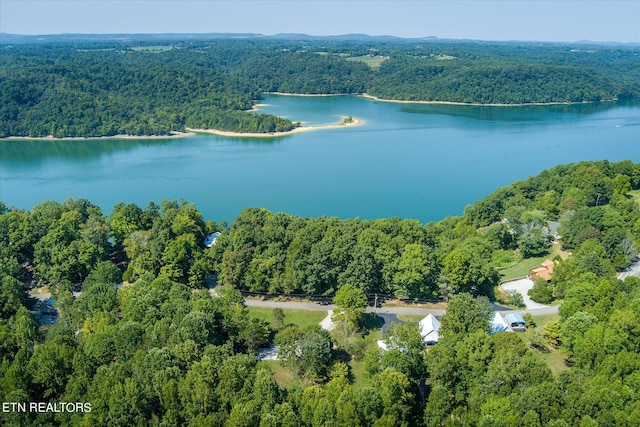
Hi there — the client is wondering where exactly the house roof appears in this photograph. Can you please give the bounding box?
[542,259,554,269]
[505,313,526,326]
[204,231,221,248]
[419,314,441,343]
[530,259,554,281]
[491,312,512,333]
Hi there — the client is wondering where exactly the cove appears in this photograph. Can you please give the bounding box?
[1,95,639,224]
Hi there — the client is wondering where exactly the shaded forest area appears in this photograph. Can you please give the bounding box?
[1,37,639,137]
[2,160,640,425]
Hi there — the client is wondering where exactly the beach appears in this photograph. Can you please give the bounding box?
[1,117,362,141]
[186,116,362,138]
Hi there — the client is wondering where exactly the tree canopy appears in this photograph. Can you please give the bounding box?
[2,37,638,137]
[1,159,640,425]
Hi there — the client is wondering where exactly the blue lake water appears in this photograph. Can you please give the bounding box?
[1,95,639,223]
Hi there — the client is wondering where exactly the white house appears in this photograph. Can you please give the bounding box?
[419,313,441,345]
[204,231,221,248]
[491,312,513,334]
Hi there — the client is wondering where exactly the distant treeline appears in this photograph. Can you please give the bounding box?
[1,38,638,137]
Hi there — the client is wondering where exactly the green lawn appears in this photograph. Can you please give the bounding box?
[346,55,387,69]
[131,45,173,52]
[347,327,381,390]
[499,256,547,281]
[630,189,640,204]
[258,360,295,388]
[498,243,569,282]
[515,312,569,376]
[517,331,568,377]
[247,306,328,330]
[396,314,425,323]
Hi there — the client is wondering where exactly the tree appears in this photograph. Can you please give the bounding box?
[439,293,492,343]
[109,203,144,244]
[518,225,551,258]
[12,306,39,350]
[380,322,427,381]
[272,308,285,329]
[374,368,415,426]
[441,240,498,297]
[333,283,368,333]
[543,320,562,348]
[275,326,332,381]
[560,311,598,356]
[0,276,26,319]
[393,243,437,299]
[28,336,76,398]
[528,278,554,304]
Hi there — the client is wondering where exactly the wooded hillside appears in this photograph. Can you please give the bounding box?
[1,160,640,425]
[2,37,638,137]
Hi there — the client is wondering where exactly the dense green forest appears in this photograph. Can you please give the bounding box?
[1,159,640,425]
[1,36,639,137]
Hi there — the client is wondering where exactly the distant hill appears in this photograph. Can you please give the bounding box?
[3,32,638,46]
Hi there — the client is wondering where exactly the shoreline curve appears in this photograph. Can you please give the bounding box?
[358,93,618,107]
[186,116,363,138]
[1,117,362,141]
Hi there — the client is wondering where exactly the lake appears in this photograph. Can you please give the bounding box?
[1,95,639,224]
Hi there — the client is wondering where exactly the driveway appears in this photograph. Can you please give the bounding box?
[500,278,549,310]
[377,313,406,337]
[618,258,640,280]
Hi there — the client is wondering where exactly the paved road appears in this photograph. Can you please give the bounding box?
[30,286,558,322]
[244,297,555,316]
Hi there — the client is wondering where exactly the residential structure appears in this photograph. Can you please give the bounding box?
[529,259,554,282]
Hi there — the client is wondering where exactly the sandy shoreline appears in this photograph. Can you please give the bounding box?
[265,92,351,98]
[1,117,361,141]
[186,116,363,138]
[358,93,617,107]
[1,131,196,142]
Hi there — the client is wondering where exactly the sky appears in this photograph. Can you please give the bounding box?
[1,0,639,43]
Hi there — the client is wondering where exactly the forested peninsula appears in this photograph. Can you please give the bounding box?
[2,160,640,425]
[1,35,639,137]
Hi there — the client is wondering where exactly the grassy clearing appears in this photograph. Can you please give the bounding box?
[347,327,381,390]
[348,359,368,390]
[382,299,447,310]
[515,312,569,376]
[247,307,327,330]
[499,256,545,281]
[530,312,560,326]
[258,360,295,388]
[517,331,569,376]
[346,55,387,70]
[498,243,569,282]
[258,314,382,390]
[540,346,569,376]
[131,45,173,53]
[630,189,640,204]
[396,314,425,323]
